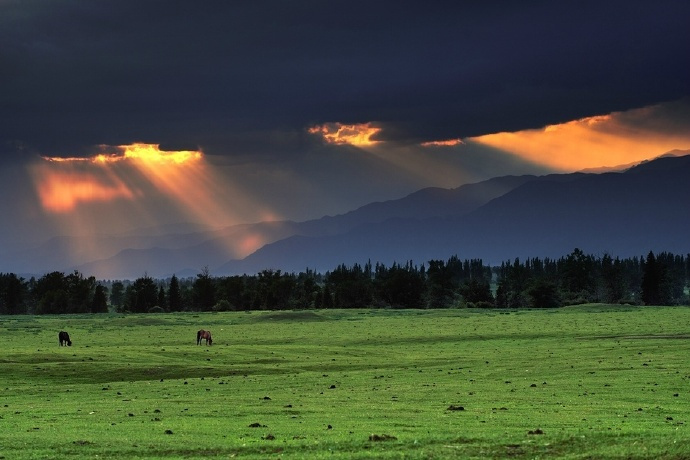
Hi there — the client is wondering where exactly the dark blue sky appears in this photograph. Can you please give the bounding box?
[2,0,689,157]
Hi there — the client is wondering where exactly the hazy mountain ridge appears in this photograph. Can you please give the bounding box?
[576,148,690,173]
[3,153,688,279]
[217,154,690,274]
[3,174,532,278]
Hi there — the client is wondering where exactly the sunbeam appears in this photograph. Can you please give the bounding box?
[29,144,282,266]
[32,165,135,213]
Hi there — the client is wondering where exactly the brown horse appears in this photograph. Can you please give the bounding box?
[197,329,213,346]
[59,331,72,346]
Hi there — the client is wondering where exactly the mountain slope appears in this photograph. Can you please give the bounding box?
[217,155,690,274]
[8,154,688,279]
[66,175,532,278]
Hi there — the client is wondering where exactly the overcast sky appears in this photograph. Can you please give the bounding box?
[1,1,690,252]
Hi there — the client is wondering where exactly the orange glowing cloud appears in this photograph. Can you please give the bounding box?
[43,143,203,165]
[116,143,203,164]
[470,105,690,171]
[308,122,381,146]
[33,167,135,213]
[420,138,464,147]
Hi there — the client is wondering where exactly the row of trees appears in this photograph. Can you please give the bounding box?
[0,249,688,315]
[0,271,108,315]
[496,249,688,308]
[91,257,494,313]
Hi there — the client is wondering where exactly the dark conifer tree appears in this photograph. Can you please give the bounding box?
[0,273,27,315]
[91,284,109,313]
[157,284,167,310]
[193,267,216,311]
[109,281,125,311]
[130,274,158,313]
[641,251,661,305]
[168,274,182,311]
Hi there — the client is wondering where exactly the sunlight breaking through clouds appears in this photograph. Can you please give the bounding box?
[307,122,480,191]
[34,143,204,213]
[43,143,203,166]
[470,104,690,171]
[30,143,280,261]
[33,167,135,213]
[308,122,381,146]
[25,101,690,273]
[310,102,690,180]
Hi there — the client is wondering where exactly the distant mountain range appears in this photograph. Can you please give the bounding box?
[4,152,690,279]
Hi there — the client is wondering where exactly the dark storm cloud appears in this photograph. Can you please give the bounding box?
[1,0,689,157]
[609,98,690,135]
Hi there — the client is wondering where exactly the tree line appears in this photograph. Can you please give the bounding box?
[0,249,688,315]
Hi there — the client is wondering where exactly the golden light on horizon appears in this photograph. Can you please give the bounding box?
[308,122,381,146]
[470,107,690,171]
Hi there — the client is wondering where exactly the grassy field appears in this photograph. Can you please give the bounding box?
[1,305,690,459]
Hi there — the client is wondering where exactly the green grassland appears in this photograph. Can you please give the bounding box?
[1,306,690,459]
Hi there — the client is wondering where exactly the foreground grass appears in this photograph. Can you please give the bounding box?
[1,306,690,459]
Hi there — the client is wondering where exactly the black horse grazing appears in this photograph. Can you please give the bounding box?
[59,331,72,346]
[197,329,213,346]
